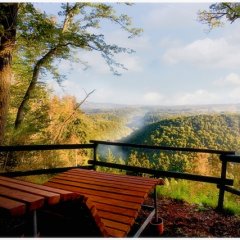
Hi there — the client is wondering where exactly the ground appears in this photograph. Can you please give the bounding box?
[136,196,240,237]
[1,196,240,237]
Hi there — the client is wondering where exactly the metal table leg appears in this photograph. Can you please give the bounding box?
[154,186,158,222]
[33,210,38,237]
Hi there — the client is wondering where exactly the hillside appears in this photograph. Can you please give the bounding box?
[125,113,240,151]
[118,114,240,176]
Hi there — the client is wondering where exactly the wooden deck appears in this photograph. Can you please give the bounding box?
[44,168,164,237]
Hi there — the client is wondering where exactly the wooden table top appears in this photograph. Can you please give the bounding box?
[44,168,164,237]
[0,176,79,217]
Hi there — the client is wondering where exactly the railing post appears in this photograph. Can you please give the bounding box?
[217,154,228,211]
[93,143,98,171]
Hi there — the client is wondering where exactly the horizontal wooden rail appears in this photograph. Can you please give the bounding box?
[90,140,235,155]
[0,165,93,177]
[0,144,94,152]
[0,141,238,212]
[88,160,234,186]
[222,186,240,196]
[220,154,240,163]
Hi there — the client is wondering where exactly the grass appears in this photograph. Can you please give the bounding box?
[157,178,240,215]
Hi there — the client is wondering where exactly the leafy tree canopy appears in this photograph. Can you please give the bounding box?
[13,3,142,129]
[198,3,240,29]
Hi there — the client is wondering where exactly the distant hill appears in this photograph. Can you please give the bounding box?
[125,113,240,151]
[120,113,240,174]
[82,101,240,114]
[81,102,132,113]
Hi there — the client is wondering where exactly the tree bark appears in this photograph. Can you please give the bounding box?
[0,3,18,144]
[14,47,57,129]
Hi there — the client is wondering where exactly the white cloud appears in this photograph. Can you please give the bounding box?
[91,87,115,103]
[142,89,219,106]
[116,54,143,72]
[229,88,240,102]
[175,89,219,105]
[163,37,240,69]
[158,38,181,49]
[68,47,143,76]
[214,73,240,87]
[145,4,202,29]
[143,92,164,105]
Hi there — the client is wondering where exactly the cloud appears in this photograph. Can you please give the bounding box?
[115,54,143,73]
[143,92,164,105]
[175,89,219,105]
[229,88,240,102]
[162,37,240,69]
[106,29,151,51]
[158,38,181,49]
[142,89,219,106]
[63,47,143,76]
[214,73,240,87]
[145,3,207,29]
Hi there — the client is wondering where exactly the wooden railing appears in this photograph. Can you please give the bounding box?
[0,140,239,211]
[0,144,94,176]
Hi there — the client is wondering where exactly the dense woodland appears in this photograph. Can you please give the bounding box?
[1,86,132,171]
[1,3,240,213]
[123,114,240,177]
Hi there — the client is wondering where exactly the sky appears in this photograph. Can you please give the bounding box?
[37,2,240,106]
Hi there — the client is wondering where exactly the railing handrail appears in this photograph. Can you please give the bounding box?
[0,142,236,155]
[88,160,234,186]
[220,154,240,163]
[0,141,238,211]
[90,140,235,155]
[0,143,94,152]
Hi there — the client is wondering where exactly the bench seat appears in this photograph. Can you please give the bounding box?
[0,176,79,216]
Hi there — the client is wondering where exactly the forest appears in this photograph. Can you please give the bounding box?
[95,113,240,214]
[0,3,240,215]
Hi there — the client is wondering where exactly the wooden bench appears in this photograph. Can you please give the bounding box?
[0,176,80,236]
[44,168,164,237]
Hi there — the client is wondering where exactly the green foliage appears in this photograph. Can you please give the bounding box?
[124,114,240,174]
[3,94,132,170]
[157,179,240,215]
[97,148,126,174]
[11,2,142,130]
[17,3,141,78]
[198,3,240,29]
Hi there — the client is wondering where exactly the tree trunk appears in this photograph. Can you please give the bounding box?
[0,3,18,144]
[14,47,57,129]
[14,3,79,130]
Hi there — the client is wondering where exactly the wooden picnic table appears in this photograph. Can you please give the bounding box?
[44,168,164,237]
[0,176,79,236]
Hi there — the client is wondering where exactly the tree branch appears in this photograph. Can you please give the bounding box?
[52,89,95,143]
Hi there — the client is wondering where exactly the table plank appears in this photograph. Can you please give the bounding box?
[105,227,126,237]
[93,202,137,218]
[98,210,134,225]
[102,218,130,233]
[57,173,150,192]
[47,179,144,204]
[0,185,44,211]
[71,168,160,184]
[68,169,159,186]
[52,175,148,198]
[0,179,60,205]
[0,195,26,216]
[0,176,78,201]
[44,181,141,210]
